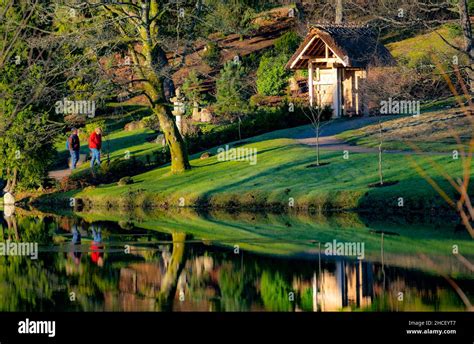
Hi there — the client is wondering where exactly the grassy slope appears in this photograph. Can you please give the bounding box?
[337,110,472,152]
[387,25,463,67]
[42,125,466,212]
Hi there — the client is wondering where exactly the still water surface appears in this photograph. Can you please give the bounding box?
[0,207,472,311]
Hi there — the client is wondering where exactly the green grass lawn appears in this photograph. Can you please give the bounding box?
[387,24,464,68]
[44,125,468,213]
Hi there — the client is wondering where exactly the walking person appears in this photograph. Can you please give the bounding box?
[67,128,81,170]
[88,127,102,169]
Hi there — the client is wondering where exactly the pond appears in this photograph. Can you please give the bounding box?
[0,206,472,312]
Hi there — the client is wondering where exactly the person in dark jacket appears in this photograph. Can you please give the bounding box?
[68,128,80,169]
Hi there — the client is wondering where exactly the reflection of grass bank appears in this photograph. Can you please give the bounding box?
[63,207,474,278]
[36,126,467,214]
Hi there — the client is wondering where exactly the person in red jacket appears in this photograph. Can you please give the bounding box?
[90,225,104,267]
[89,127,102,168]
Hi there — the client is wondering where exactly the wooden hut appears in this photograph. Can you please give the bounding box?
[286,24,395,117]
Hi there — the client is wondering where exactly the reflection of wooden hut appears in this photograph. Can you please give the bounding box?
[286,24,395,117]
[314,260,373,311]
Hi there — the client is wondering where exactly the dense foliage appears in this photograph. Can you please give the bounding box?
[215,61,249,117]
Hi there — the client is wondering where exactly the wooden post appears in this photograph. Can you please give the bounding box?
[308,62,314,107]
[355,70,359,115]
[332,68,342,118]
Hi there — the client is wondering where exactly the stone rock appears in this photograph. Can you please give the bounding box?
[124,121,145,131]
[289,77,299,92]
[192,108,201,122]
[155,134,165,145]
[200,152,212,159]
[200,108,213,123]
[3,192,15,205]
[192,101,200,120]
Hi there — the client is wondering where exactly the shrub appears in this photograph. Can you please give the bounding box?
[445,23,461,36]
[182,71,204,115]
[80,120,106,142]
[118,176,133,186]
[203,1,256,36]
[215,61,249,117]
[185,105,318,152]
[274,31,301,56]
[256,54,290,96]
[103,158,146,178]
[141,114,160,130]
[202,42,220,68]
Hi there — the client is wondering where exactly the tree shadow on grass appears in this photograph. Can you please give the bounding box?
[196,155,318,204]
[103,132,158,153]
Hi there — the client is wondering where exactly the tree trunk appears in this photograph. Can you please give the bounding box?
[459,0,474,91]
[144,44,191,174]
[316,121,320,166]
[154,104,190,173]
[335,0,344,24]
[4,167,18,193]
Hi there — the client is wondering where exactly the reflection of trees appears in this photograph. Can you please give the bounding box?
[260,271,293,312]
[57,253,118,311]
[0,256,52,311]
[17,216,55,244]
[0,213,58,311]
[3,216,19,240]
[1,213,54,244]
[217,261,255,311]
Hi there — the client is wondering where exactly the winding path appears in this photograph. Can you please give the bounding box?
[48,153,87,181]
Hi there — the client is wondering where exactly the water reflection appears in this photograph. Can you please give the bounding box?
[0,209,471,312]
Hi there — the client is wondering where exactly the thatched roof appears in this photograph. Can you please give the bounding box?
[286,24,395,70]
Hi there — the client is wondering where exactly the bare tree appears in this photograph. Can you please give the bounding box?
[361,65,418,186]
[301,105,331,166]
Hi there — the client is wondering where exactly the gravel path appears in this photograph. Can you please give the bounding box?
[48,153,87,181]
